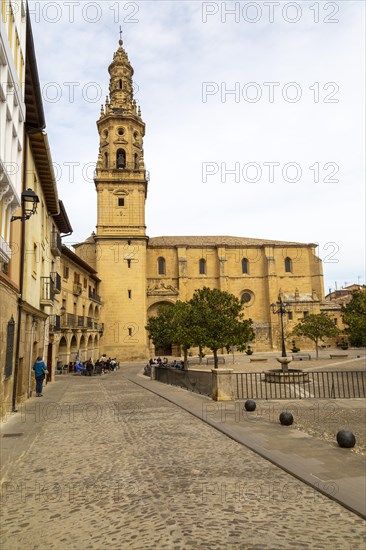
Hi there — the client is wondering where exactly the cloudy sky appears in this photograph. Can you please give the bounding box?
[28,0,365,293]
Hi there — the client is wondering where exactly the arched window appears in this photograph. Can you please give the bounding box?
[116,149,126,169]
[199,258,206,275]
[158,257,166,275]
[242,258,249,274]
[285,257,292,273]
[134,153,139,170]
[119,79,123,90]
[104,152,108,169]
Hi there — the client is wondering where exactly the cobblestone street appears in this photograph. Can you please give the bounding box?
[1,367,365,550]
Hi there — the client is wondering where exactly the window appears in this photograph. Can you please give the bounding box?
[127,259,131,268]
[158,257,166,275]
[83,278,87,289]
[63,266,69,279]
[333,318,338,325]
[199,258,206,275]
[241,292,252,304]
[134,153,138,170]
[242,258,249,274]
[128,328,132,337]
[303,311,309,318]
[104,152,108,169]
[128,290,132,299]
[119,79,123,90]
[74,272,80,284]
[288,311,293,320]
[285,257,292,273]
[116,149,126,169]
[118,198,124,207]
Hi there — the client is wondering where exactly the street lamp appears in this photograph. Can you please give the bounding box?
[11,188,39,222]
[270,294,290,357]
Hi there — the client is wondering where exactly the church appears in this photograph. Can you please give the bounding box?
[74,37,325,361]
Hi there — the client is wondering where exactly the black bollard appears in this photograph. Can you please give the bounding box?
[244,400,256,412]
[279,411,294,426]
[336,429,356,448]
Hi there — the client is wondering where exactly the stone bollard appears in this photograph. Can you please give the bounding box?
[211,369,234,401]
[150,365,156,380]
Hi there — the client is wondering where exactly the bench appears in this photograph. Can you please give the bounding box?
[330,354,348,359]
[292,353,311,361]
[206,357,226,365]
[250,358,268,362]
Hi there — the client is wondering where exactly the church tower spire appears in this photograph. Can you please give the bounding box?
[94,35,149,361]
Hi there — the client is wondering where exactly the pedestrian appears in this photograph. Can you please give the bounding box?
[33,356,48,397]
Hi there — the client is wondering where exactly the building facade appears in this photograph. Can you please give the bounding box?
[75,38,326,361]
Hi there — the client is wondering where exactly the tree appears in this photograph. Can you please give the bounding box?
[342,290,366,347]
[145,304,175,352]
[190,287,254,368]
[145,302,197,369]
[292,313,339,359]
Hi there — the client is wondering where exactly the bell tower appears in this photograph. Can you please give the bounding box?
[95,35,149,360]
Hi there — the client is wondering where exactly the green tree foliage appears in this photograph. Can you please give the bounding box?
[190,287,254,368]
[342,290,366,347]
[145,288,255,369]
[292,313,339,359]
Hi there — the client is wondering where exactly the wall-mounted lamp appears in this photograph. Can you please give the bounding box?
[11,188,40,222]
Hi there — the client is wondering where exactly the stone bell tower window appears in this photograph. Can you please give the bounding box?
[118,198,124,207]
[104,152,108,168]
[116,149,126,169]
[134,153,138,170]
[119,79,123,90]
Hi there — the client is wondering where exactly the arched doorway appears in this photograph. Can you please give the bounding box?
[79,335,86,361]
[147,301,175,357]
[87,335,94,361]
[70,335,78,361]
[58,336,68,367]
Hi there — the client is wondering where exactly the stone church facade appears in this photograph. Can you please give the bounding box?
[75,38,325,361]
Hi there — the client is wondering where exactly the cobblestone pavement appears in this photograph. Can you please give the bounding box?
[1,370,366,550]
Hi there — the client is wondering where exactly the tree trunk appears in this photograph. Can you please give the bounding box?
[199,345,203,364]
[213,349,218,369]
[315,338,319,359]
[183,347,188,370]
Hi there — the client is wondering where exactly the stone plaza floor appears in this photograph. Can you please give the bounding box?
[1,362,365,550]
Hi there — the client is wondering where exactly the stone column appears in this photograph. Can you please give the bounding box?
[211,369,234,401]
[150,364,156,380]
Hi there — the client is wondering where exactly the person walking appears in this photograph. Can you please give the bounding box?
[33,356,48,397]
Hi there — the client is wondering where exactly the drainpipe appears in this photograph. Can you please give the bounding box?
[27,316,35,398]
[12,140,28,412]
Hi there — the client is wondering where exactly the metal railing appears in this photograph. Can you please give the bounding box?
[50,272,61,293]
[234,371,366,400]
[50,231,62,255]
[89,290,102,303]
[155,367,212,397]
[49,315,61,332]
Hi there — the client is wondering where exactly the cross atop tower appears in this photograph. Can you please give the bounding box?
[119,26,123,45]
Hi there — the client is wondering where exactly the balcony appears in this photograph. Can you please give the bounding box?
[49,315,61,333]
[40,277,55,306]
[51,272,61,294]
[61,313,76,329]
[73,282,82,296]
[50,231,62,256]
[89,290,102,303]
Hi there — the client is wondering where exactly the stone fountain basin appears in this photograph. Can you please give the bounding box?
[264,369,310,384]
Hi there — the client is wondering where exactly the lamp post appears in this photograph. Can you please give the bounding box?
[11,188,40,412]
[10,188,39,222]
[270,294,290,358]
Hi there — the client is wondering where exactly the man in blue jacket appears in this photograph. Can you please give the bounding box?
[33,356,48,397]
